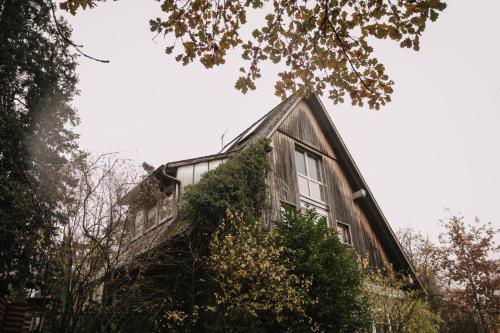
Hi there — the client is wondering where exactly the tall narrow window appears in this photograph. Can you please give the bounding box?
[295,148,326,203]
[133,211,144,238]
[158,194,174,222]
[143,207,157,231]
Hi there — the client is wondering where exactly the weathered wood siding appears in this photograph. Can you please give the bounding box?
[268,100,390,270]
[278,100,336,158]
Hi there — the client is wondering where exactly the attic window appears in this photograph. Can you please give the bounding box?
[294,147,326,203]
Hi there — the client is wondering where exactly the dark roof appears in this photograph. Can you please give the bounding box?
[165,151,232,168]
[223,93,302,152]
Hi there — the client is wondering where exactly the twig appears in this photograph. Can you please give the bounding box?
[328,19,375,94]
[50,1,110,63]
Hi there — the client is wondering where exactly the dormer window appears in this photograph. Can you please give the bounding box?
[128,191,175,241]
[294,147,326,203]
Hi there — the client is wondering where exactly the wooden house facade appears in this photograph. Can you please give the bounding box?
[122,92,419,285]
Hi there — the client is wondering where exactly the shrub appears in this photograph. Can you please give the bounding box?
[275,209,372,333]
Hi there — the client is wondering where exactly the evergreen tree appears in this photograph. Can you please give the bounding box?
[0,0,79,296]
[276,209,372,332]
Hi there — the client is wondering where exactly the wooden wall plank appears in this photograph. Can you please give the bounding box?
[268,131,300,221]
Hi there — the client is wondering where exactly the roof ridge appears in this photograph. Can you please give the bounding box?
[226,93,302,152]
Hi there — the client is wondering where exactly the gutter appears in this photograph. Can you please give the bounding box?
[160,164,182,205]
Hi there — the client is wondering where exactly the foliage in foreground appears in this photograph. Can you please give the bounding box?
[276,209,372,333]
[434,216,499,333]
[162,211,316,332]
[397,216,499,333]
[364,268,442,333]
[62,0,446,109]
[207,211,314,331]
[180,139,270,233]
[0,0,79,296]
[114,140,273,332]
[160,208,375,333]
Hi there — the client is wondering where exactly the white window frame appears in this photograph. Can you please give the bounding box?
[335,220,353,246]
[295,147,327,204]
[300,200,329,225]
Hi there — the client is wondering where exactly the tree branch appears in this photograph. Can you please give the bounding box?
[50,1,110,63]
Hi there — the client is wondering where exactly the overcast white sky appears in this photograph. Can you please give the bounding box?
[63,1,500,240]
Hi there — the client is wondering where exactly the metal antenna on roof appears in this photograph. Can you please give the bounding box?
[221,127,230,151]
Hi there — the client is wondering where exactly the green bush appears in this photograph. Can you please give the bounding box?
[275,209,372,333]
[156,140,272,332]
[364,269,442,333]
[180,139,270,233]
[163,211,316,332]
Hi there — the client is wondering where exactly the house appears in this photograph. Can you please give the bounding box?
[120,92,420,287]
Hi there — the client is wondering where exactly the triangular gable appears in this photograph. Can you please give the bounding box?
[302,95,419,283]
[230,92,421,289]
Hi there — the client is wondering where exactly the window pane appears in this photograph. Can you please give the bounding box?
[177,165,194,193]
[336,224,344,241]
[298,176,309,196]
[159,195,173,221]
[280,202,296,220]
[307,155,321,181]
[309,181,323,202]
[295,150,306,175]
[300,200,328,224]
[208,159,223,171]
[336,223,352,245]
[194,162,209,183]
[144,207,156,230]
[345,228,352,245]
[134,211,144,237]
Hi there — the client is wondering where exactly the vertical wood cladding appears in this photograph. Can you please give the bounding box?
[268,131,300,222]
[268,101,390,270]
[278,100,336,158]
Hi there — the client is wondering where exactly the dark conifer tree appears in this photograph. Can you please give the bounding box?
[0,0,79,296]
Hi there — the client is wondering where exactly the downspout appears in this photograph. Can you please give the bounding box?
[160,165,182,211]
